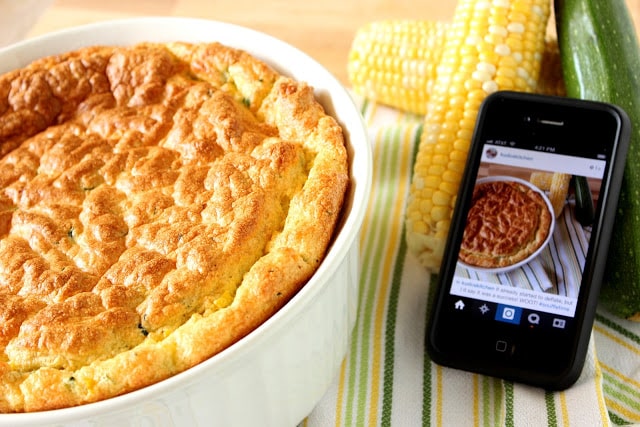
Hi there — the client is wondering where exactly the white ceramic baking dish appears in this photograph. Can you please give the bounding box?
[0,17,372,426]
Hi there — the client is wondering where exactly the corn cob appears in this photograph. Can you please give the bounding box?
[529,171,553,190]
[530,171,570,218]
[536,36,565,98]
[348,19,563,115]
[405,0,552,270]
[548,172,571,218]
[348,20,448,115]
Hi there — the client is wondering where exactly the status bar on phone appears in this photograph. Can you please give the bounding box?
[481,145,606,179]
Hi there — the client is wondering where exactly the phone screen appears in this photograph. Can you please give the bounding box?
[427,91,630,389]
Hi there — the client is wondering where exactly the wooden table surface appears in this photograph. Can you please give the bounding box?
[23,0,640,87]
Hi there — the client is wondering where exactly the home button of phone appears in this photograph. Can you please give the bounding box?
[496,340,508,352]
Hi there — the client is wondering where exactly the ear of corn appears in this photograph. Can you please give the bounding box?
[404,0,552,270]
[348,19,564,115]
[530,171,570,218]
[348,20,448,115]
[529,171,554,190]
[536,37,566,98]
[548,172,571,218]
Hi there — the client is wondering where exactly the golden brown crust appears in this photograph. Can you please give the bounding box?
[459,180,552,269]
[0,42,348,412]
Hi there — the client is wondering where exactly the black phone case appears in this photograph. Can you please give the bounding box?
[426,91,631,390]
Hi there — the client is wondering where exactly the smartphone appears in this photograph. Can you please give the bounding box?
[426,91,631,390]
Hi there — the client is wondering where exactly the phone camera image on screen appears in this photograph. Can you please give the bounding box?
[426,91,631,389]
[448,139,606,321]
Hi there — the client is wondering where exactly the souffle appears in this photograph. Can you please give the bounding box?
[459,180,552,269]
[0,41,348,412]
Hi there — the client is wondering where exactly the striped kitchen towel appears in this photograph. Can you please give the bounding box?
[304,96,640,426]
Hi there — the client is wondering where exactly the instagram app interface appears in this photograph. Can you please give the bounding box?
[449,138,607,322]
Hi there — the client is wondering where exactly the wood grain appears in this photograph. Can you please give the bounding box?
[18,0,640,86]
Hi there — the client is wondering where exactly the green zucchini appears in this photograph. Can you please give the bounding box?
[556,0,640,320]
[573,175,595,227]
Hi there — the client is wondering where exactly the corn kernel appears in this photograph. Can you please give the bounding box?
[431,206,449,222]
[433,190,451,206]
[443,169,462,183]
[439,181,459,196]
[411,220,428,234]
